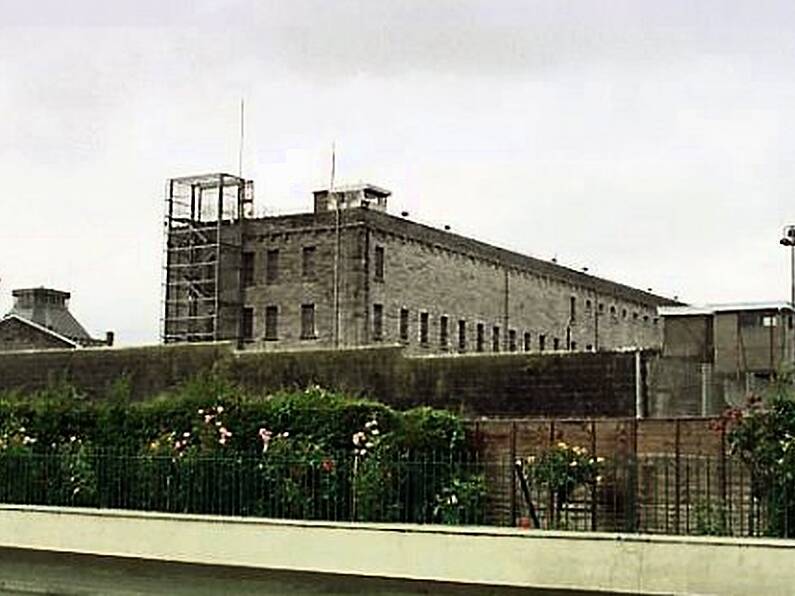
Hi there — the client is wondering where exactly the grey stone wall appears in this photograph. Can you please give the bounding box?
[232,208,671,354]
[0,343,646,417]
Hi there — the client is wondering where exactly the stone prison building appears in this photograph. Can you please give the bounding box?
[162,173,678,354]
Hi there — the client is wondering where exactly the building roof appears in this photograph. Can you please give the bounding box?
[360,209,679,307]
[659,302,795,317]
[7,287,93,341]
[0,314,79,348]
[250,207,680,308]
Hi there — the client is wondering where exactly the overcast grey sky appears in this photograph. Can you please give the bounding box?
[2,1,795,345]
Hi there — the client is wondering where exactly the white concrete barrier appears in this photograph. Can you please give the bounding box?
[0,505,793,595]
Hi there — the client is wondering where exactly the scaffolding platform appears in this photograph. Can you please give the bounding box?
[161,173,253,344]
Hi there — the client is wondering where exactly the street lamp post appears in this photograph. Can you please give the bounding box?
[780,226,795,307]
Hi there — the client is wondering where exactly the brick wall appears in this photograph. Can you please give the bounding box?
[470,416,732,530]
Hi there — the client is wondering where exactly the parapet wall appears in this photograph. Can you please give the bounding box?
[0,506,792,595]
[0,344,646,417]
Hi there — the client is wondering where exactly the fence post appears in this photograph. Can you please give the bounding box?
[590,420,597,531]
[627,418,639,532]
[510,421,517,526]
[675,419,681,534]
[720,424,727,531]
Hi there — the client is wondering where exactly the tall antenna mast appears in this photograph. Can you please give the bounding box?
[331,142,341,348]
[238,98,245,177]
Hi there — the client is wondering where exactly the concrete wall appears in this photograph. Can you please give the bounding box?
[0,342,228,399]
[662,315,712,361]
[713,310,793,375]
[1,505,793,595]
[0,343,646,417]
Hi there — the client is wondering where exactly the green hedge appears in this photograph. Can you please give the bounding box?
[0,375,486,525]
[0,374,467,455]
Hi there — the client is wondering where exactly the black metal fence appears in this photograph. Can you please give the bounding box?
[0,450,487,525]
[510,454,789,537]
[0,451,790,537]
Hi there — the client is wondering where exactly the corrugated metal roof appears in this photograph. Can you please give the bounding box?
[660,302,794,317]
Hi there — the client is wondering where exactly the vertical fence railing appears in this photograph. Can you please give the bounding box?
[0,449,491,526]
[0,449,792,537]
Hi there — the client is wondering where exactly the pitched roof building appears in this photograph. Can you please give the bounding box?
[0,288,113,351]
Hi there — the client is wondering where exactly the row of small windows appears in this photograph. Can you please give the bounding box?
[571,296,657,325]
[241,304,317,341]
[241,246,385,287]
[243,250,657,330]
[373,305,578,353]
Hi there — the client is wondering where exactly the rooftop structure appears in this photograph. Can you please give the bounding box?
[313,183,391,214]
[659,302,794,317]
[9,288,91,341]
[161,172,254,344]
[656,301,794,412]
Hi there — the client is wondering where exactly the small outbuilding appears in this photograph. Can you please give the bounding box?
[0,288,113,352]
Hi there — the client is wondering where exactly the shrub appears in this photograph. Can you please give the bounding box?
[727,380,795,537]
[524,441,602,528]
[0,375,479,525]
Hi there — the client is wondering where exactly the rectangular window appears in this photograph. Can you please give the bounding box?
[374,246,385,281]
[523,332,531,352]
[508,329,517,352]
[570,340,577,351]
[553,337,560,350]
[241,307,254,340]
[242,252,255,287]
[476,323,485,352]
[373,304,383,341]
[302,246,316,279]
[440,315,449,349]
[458,320,467,352]
[539,334,546,352]
[399,308,409,341]
[264,305,278,340]
[492,326,500,352]
[300,304,315,339]
[419,312,429,345]
[570,296,576,322]
[266,249,279,283]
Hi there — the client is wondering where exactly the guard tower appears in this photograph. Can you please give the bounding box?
[161,173,253,344]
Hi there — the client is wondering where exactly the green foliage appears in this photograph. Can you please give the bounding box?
[0,375,480,525]
[433,475,487,525]
[524,441,602,528]
[693,499,728,536]
[528,442,602,504]
[727,377,795,537]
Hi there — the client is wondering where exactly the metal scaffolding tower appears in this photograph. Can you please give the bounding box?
[161,173,253,344]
